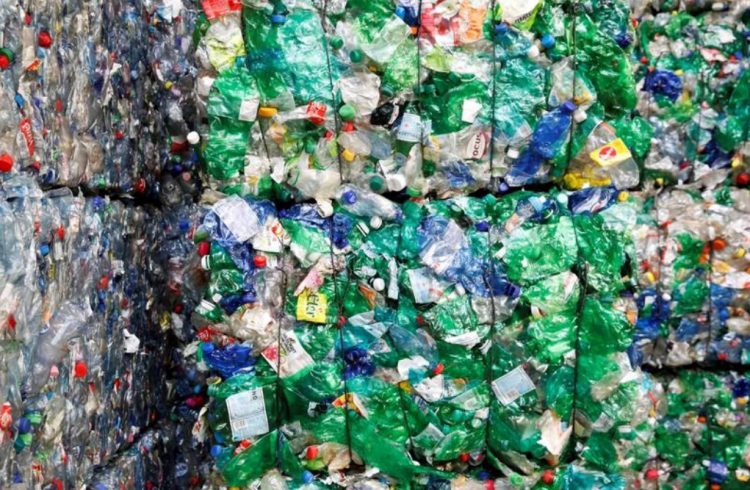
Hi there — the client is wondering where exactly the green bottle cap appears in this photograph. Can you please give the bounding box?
[339,104,356,121]
[330,36,344,49]
[305,140,317,154]
[349,49,363,63]
[369,175,385,192]
[406,186,421,197]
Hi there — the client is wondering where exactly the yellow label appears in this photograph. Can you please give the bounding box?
[590,138,632,168]
[296,289,327,324]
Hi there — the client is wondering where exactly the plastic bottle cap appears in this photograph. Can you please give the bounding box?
[561,101,577,114]
[494,23,509,35]
[736,173,750,186]
[372,278,385,291]
[507,148,520,159]
[349,49,363,63]
[339,104,356,121]
[0,153,13,173]
[187,131,200,145]
[197,241,210,256]
[342,190,357,205]
[369,216,383,229]
[74,361,88,379]
[341,149,356,162]
[258,107,277,118]
[306,446,319,460]
[270,14,286,24]
[200,255,211,270]
[386,173,407,191]
[369,175,385,192]
[253,255,267,268]
[540,33,555,49]
[330,36,344,49]
[527,45,540,59]
[573,108,587,122]
[542,470,555,484]
[38,31,53,48]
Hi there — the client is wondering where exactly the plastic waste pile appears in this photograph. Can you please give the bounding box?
[183,186,656,487]
[634,0,750,186]
[0,177,171,488]
[629,185,750,367]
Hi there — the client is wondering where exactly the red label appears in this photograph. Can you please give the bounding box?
[19,119,35,157]
[598,146,617,161]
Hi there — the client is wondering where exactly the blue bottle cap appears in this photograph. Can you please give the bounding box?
[302,471,314,484]
[561,100,577,113]
[498,181,510,193]
[210,445,224,458]
[271,14,286,24]
[39,243,50,256]
[541,33,555,49]
[14,94,24,109]
[342,190,357,205]
[494,23,509,35]
[17,418,31,434]
[475,221,489,232]
[202,342,214,353]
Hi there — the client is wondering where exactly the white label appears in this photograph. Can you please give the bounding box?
[226,388,269,440]
[238,97,260,122]
[492,366,535,405]
[397,113,422,143]
[261,330,314,378]
[464,132,488,160]
[461,98,482,123]
[213,196,260,242]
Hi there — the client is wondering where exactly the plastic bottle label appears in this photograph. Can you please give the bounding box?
[296,289,328,323]
[261,330,314,377]
[226,388,269,440]
[201,0,242,19]
[238,98,259,122]
[491,366,535,405]
[461,98,483,123]
[397,113,422,143]
[464,132,489,160]
[590,138,632,168]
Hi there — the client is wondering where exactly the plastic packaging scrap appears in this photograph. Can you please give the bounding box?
[0,177,171,488]
[182,184,660,487]
[629,186,750,367]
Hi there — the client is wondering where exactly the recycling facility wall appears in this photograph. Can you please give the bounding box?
[1,0,750,489]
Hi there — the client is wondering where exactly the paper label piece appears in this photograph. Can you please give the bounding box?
[296,289,328,323]
[590,138,632,168]
[461,98,483,123]
[262,330,314,377]
[238,97,259,122]
[226,388,269,441]
[492,366,536,405]
[212,196,260,242]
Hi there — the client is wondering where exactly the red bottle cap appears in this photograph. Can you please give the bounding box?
[197,241,210,256]
[0,153,13,172]
[432,363,444,375]
[38,31,53,48]
[253,255,267,268]
[736,172,750,187]
[645,468,659,480]
[74,361,88,378]
[458,453,470,463]
[306,446,319,460]
[542,470,555,484]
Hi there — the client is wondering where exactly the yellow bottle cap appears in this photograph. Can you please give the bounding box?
[258,106,277,118]
[341,149,356,162]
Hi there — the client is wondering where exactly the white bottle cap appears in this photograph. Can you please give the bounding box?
[187,131,200,145]
[527,45,540,59]
[507,148,520,159]
[369,216,383,229]
[372,278,385,291]
[316,199,334,217]
[573,108,587,123]
[386,173,407,191]
[200,255,211,270]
